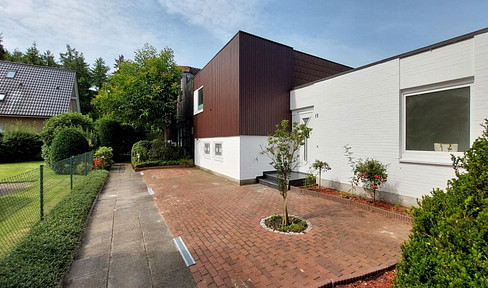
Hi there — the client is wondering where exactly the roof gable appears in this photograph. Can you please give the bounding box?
[0,61,76,117]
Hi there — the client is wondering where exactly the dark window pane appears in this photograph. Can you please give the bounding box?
[406,87,470,152]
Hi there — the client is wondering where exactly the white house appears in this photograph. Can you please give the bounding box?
[291,28,488,206]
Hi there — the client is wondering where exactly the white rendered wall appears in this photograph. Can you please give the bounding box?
[291,34,488,205]
[239,136,274,181]
[194,137,240,181]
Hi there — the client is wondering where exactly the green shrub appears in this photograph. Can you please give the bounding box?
[93,146,113,170]
[394,120,488,287]
[131,140,151,166]
[41,113,96,164]
[303,174,316,188]
[50,129,89,174]
[0,129,42,163]
[147,138,186,161]
[179,159,194,167]
[0,169,108,288]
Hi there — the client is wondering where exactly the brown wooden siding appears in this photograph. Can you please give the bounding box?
[193,34,240,138]
[239,32,294,136]
[293,51,352,87]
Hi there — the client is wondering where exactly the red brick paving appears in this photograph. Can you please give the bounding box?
[142,168,411,288]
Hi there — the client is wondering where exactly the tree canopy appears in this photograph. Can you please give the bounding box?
[93,44,182,133]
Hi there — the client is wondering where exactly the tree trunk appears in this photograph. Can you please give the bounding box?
[318,170,322,187]
[282,191,289,226]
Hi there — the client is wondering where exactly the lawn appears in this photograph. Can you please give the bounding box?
[0,161,44,180]
[0,165,84,258]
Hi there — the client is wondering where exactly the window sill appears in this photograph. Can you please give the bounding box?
[399,151,460,166]
[194,109,203,115]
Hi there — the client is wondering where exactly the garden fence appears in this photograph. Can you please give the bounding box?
[0,150,95,259]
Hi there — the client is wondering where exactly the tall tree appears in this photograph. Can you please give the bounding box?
[94,44,182,133]
[23,42,43,65]
[0,34,6,61]
[262,120,311,226]
[113,55,125,72]
[91,57,109,90]
[8,49,24,63]
[60,45,93,114]
[42,50,58,67]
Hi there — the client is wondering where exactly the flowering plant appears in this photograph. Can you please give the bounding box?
[93,158,110,170]
[353,158,387,203]
[311,159,331,187]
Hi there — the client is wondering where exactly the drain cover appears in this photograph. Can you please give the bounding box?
[173,237,195,266]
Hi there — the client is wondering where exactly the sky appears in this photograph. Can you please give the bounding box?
[1,0,488,72]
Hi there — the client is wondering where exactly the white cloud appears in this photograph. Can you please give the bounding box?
[158,0,262,41]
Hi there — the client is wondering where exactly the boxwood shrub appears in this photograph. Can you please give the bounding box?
[50,128,89,174]
[394,120,488,287]
[0,169,109,288]
[131,140,151,167]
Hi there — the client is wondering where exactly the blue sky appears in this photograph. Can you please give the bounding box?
[1,0,487,71]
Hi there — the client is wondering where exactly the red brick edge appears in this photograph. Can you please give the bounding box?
[310,261,398,288]
[133,164,187,172]
[291,187,413,224]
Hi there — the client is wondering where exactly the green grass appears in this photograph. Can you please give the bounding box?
[0,161,44,180]
[0,166,84,258]
[0,170,108,288]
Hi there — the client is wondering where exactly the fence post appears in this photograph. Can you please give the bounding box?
[84,152,88,175]
[70,156,73,191]
[40,165,44,221]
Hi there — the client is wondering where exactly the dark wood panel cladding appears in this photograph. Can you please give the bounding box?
[239,32,294,136]
[193,35,240,138]
[293,51,352,87]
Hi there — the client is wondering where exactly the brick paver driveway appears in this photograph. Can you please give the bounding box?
[142,168,411,288]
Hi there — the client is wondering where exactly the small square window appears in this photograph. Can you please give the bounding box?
[6,71,16,78]
[204,143,210,154]
[0,94,5,101]
[215,143,222,156]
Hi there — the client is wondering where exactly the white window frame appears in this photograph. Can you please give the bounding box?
[203,142,210,159]
[213,141,223,161]
[400,80,472,166]
[193,86,204,115]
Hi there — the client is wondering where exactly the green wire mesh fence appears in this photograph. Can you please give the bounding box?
[0,150,95,259]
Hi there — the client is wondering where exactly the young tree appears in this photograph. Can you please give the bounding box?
[94,44,182,134]
[262,120,311,226]
[60,45,93,114]
[91,57,109,91]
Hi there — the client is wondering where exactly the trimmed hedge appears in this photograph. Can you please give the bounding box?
[0,129,42,163]
[50,128,89,164]
[131,140,152,166]
[96,118,142,161]
[394,120,488,287]
[0,169,109,288]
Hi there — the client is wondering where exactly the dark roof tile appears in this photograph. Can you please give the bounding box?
[0,61,76,117]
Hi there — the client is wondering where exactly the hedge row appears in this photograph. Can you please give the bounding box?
[0,130,42,163]
[0,170,109,288]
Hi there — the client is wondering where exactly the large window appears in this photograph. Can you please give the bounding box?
[405,86,470,153]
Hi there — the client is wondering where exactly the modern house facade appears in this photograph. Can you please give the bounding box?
[0,61,80,132]
[191,28,488,206]
[192,31,351,184]
[291,28,488,206]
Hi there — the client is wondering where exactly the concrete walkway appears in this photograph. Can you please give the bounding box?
[63,163,195,288]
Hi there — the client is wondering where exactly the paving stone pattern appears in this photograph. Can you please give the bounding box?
[143,168,412,288]
[64,164,195,288]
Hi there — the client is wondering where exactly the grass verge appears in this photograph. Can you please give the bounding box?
[0,161,44,180]
[0,169,108,288]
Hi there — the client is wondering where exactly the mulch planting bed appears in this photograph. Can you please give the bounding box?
[338,268,396,288]
[305,186,411,216]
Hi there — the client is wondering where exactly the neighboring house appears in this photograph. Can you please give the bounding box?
[192,31,351,184]
[291,27,488,206]
[0,61,80,132]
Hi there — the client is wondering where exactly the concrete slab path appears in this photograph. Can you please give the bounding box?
[143,168,412,288]
[63,163,195,288]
